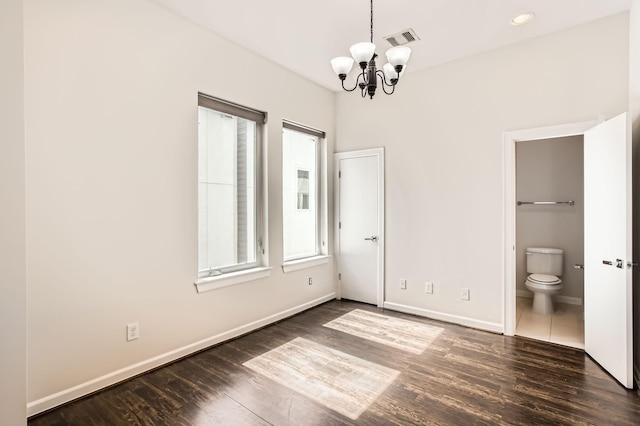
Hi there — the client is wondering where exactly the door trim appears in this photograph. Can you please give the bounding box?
[334,148,385,307]
[502,120,597,335]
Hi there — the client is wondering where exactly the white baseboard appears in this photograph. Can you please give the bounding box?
[555,295,582,305]
[27,293,336,417]
[516,290,582,306]
[383,302,503,334]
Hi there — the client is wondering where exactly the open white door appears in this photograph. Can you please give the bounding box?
[335,149,384,306]
[584,112,633,389]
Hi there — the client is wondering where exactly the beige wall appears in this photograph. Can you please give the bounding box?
[336,13,629,329]
[0,0,27,424]
[24,0,335,413]
[515,136,584,302]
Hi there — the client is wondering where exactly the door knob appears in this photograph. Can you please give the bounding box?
[364,236,378,242]
[602,260,612,265]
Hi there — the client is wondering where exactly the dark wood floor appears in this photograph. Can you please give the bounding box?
[29,300,640,425]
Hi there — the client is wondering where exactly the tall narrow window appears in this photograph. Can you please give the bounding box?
[198,94,265,277]
[282,122,325,262]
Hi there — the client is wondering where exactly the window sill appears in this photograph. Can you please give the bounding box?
[194,267,273,293]
[282,255,331,273]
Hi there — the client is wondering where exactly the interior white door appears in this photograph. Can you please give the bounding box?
[584,112,633,389]
[337,152,382,305]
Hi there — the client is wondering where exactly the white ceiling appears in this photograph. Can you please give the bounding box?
[151,0,633,91]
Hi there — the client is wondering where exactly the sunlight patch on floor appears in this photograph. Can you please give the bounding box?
[323,309,444,354]
[243,337,399,420]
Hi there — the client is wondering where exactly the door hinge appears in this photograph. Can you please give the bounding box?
[339,222,341,229]
[338,273,341,280]
[339,171,341,178]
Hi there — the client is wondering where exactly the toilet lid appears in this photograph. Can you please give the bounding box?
[529,274,561,285]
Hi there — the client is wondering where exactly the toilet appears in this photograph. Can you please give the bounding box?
[524,247,564,315]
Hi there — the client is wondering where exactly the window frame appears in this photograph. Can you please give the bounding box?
[195,93,270,291]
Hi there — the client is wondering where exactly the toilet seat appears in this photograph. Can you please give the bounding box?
[527,273,561,285]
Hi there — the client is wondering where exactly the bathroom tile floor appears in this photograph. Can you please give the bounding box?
[516,296,584,349]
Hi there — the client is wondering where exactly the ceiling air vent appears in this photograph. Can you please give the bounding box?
[383,28,420,47]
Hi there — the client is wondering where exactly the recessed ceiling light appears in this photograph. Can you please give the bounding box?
[511,12,535,26]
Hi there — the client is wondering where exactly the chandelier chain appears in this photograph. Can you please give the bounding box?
[370,0,374,43]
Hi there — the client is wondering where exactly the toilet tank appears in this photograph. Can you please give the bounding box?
[526,247,564,276]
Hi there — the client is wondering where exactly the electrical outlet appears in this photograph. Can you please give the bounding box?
[425,282,433,294]
[461,288,470,301]
[400,279,407,289]
[308,277,312,285]
[127,323,139,341]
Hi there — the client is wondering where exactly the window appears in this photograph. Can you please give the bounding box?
[297,169,310,210]
[198,94,265,279]
[282,121,326,262]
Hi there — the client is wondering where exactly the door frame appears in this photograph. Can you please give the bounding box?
[334,148,385,307]
[503,120,598,335]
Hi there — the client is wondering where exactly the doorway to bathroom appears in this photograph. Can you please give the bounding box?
[514,135,585,349]
[503,115,634,389]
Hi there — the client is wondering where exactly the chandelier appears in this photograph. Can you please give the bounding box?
[330,0,411,99]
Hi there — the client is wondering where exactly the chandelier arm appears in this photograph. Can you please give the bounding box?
[360,68,370,97]
[380,81,396,95]
[340,71,366,92]
[340,79,359,93]
[376,70,395,87]
[377,71,396,95]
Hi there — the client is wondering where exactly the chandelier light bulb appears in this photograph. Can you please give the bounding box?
[331,57,355,78]
[386,46,411,70]
[349,42,376,67]
[383,63,398,83]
